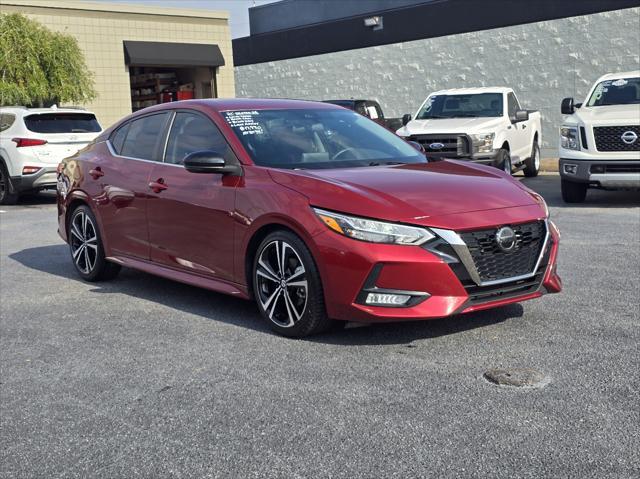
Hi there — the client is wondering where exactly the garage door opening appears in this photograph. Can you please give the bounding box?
[123,41,225,112]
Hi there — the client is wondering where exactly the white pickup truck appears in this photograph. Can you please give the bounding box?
[559,70,640,202]
[396,87,542,176]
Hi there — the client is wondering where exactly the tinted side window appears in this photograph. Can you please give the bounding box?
[120,113,169,161]
[165,112,236,165]
[110,123,130,154]
[0,113,16,132]
[507,93,520,118]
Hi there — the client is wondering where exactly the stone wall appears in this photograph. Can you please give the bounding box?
[235,7,640,157]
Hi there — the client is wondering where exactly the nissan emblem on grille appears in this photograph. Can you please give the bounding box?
[621,130,638,144]
[495,226,517,252]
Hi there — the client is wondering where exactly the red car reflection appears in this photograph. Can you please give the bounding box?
[57,99,561,337]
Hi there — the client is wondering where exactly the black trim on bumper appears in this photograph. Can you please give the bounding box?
[10,167,58,193]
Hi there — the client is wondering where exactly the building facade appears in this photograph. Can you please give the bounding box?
[2,0,235,128]
[234,0,640,158]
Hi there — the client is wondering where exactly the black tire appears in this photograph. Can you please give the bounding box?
[561,179,587,203]
[252,230,336,337]
[523,141,541,177]
[0,161,19,205]
[68,205,121,281]
[495,148,511,175]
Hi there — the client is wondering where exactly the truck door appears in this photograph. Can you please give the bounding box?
[507,93,530,162]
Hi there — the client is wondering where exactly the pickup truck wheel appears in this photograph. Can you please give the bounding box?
[561,179,587,203]
[496,149,511,175]
[0,162,19,205]
[523,142,541,177]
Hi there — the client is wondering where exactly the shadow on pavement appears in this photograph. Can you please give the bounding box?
[10,244,522,345]
[520,174,640,208]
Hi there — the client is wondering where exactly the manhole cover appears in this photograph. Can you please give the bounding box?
[483,368,548,388]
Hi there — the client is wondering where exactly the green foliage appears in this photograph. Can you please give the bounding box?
[0,13,97,106]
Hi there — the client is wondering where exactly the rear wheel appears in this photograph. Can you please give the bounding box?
[0,162,19,205]
[523,141,541,177]
[69,205,121,281]
[561,179,587,203]
[253,230,336,337]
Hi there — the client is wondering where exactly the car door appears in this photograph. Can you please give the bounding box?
[146,110,240,282]
[507,92,529,161]
[94,112,170,259]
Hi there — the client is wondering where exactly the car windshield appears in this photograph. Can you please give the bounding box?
[586,77,640,106]
[416,93,503,119]
[222,108,424,169]
[24,113,101,133]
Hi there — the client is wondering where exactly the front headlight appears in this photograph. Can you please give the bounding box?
[560,126,580,150]
[471,133,495,154]
[313,208,434,245]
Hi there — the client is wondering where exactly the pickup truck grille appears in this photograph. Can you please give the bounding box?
[593,126,640,152]
[459,221,546,283]
[408,134,470,157]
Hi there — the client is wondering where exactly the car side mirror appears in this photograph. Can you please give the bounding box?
[574,103,582,109]
[402,113,412,126]
[561,97,575,115]
[183,150,242,175]
[512,109,529,123]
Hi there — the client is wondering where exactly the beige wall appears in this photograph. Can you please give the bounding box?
[1,0,235,128]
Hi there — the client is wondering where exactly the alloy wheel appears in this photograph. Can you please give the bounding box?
[70,210,99,275]
[256,240,308,328]
[503,153,511,173]
[0,168,6,202]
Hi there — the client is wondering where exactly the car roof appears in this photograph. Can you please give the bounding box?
[156,98,341,112]
[596,70,640,82]
[428,87,513,95]
[0,106,95,116]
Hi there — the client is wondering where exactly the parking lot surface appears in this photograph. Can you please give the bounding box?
[1,175,638,478]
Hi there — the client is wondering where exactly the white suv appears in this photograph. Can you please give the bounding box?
[0,106,102,204]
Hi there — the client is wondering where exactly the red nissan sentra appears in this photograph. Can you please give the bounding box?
[57,99,562,337]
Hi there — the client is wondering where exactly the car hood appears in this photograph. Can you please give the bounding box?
[397,117,504,136]
[571,104,640,125]
[269,160,539,225]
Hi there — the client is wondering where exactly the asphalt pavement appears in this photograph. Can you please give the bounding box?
[1,175,638,478]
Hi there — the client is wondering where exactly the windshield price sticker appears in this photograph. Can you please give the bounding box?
[224,111,264,135]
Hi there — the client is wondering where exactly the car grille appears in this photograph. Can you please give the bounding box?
[408,134,470,157]
[593,126,640,152]
[459,221,546,283]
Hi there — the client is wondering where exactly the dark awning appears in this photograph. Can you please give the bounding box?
[123,41,225,68]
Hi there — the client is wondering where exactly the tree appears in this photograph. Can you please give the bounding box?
[0,13,96,106]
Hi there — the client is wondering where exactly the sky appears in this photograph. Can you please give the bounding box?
[93,0,280,38]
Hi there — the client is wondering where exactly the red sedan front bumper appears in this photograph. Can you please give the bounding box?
[312,219,562,323]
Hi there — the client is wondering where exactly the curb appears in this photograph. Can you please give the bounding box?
[540,158,558,173]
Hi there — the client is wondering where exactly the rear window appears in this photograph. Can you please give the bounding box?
[24,113,101,133]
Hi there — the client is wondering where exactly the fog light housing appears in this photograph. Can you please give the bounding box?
[563,163,578,175]
[365,292,411,306]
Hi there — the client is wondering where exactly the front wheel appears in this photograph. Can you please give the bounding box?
[561,179,587,203]
[523,141,541,177]
[253,230,336,337]
[495,149,511,175]
[69,205,121,281]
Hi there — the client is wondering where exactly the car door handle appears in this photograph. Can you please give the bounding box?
[89,167,104,179]
[149,179,168,193]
